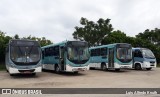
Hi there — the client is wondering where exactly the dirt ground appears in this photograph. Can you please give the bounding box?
[0,68,160,97]
[0,68,160,88]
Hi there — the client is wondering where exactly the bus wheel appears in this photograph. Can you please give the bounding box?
[115,69,120,71]
[31,73,36,76]
[146,68,152,70]
[101,63,106,71]
[10,74,14,76]
[73,71,79,74]
[135,64,142,70]
[55,65,60,73]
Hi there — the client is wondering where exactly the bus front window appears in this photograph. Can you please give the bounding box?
[142,49,155,59]
[10,46,41,65]
[117,48,132,62]
[67,46,90,64]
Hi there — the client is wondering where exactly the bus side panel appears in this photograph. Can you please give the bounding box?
[42,56,59,70]
[133,57,144,67]
[90,55,108,68]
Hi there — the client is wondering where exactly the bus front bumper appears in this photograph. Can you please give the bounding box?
[142,61,157,68]
[66,65,89,72]
[9,67,42,74]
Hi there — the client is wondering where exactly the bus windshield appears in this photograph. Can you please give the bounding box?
[117,47,132,62]
[67,42,90,64]
[10,41,41,65]
[142,49,155,59]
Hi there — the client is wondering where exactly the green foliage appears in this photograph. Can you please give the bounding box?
[73,17,113,46]
[0,63,5,70]
[0,31,12,63]
[136,28,160,64]
[102,30,127,44]
[22,35,52,46]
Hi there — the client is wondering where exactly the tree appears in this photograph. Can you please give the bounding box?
[73,17,113,46]
[101,30,127,44]
[0,31,12,63]
[23,35,52,46]
[136,28,160,64]
[13,34,20,39]
[136,28,160,45]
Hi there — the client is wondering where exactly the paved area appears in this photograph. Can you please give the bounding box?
[0,68,160,97]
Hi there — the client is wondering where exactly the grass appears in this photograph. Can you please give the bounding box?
[0,63,6,71]
[157,63,160,67]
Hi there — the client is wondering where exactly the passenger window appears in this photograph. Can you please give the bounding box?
[95,49,101,56]
[101,48,107,56]
[45,48,49,56]
[91,49,96,56]
[54,46,59,56]
[134,50,143,58]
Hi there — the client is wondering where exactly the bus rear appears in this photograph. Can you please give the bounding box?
[5,39,42,75]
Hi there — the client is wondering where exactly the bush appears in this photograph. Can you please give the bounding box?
[0,63,5,71]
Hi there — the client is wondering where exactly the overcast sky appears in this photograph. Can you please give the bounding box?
[0,0,160,43]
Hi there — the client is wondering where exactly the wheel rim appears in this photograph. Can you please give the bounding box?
[102,65,106,70]
[56,66,60,72]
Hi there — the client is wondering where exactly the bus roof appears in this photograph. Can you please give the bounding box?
[89,43,131,50]
[41,41,67,49]
[10,39,37,42]
[41,40,87,49]
[132,47,150,50]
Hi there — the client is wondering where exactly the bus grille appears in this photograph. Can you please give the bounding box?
[18,69,35,73]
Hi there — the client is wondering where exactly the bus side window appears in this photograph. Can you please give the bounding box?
[101,47,107,56]
[49,47,54,56]
[54,46,59,56]
[91,49,96,56]
[134,50,143,58]
[95,48,100,56]
[45,48,49,57]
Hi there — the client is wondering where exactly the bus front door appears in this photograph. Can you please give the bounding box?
[60,46,65,71]
[108,48,114,68]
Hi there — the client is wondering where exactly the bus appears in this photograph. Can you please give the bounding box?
[41,41,90,73]
[89,43,132,71]
[5,39,42,76]
[132,48,157,70]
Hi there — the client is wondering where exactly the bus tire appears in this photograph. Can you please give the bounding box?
[55,65,60,73]
[10,74,14,76]
[101,63,107,71]
[135,64,142,70]
[32,73,36,76]
[115,69,120,71]
[146,68,152,70]
[73,71,79,74]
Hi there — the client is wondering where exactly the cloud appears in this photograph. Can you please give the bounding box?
[0,0,160,43]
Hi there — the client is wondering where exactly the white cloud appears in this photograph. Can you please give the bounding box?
[0,0,160,43]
